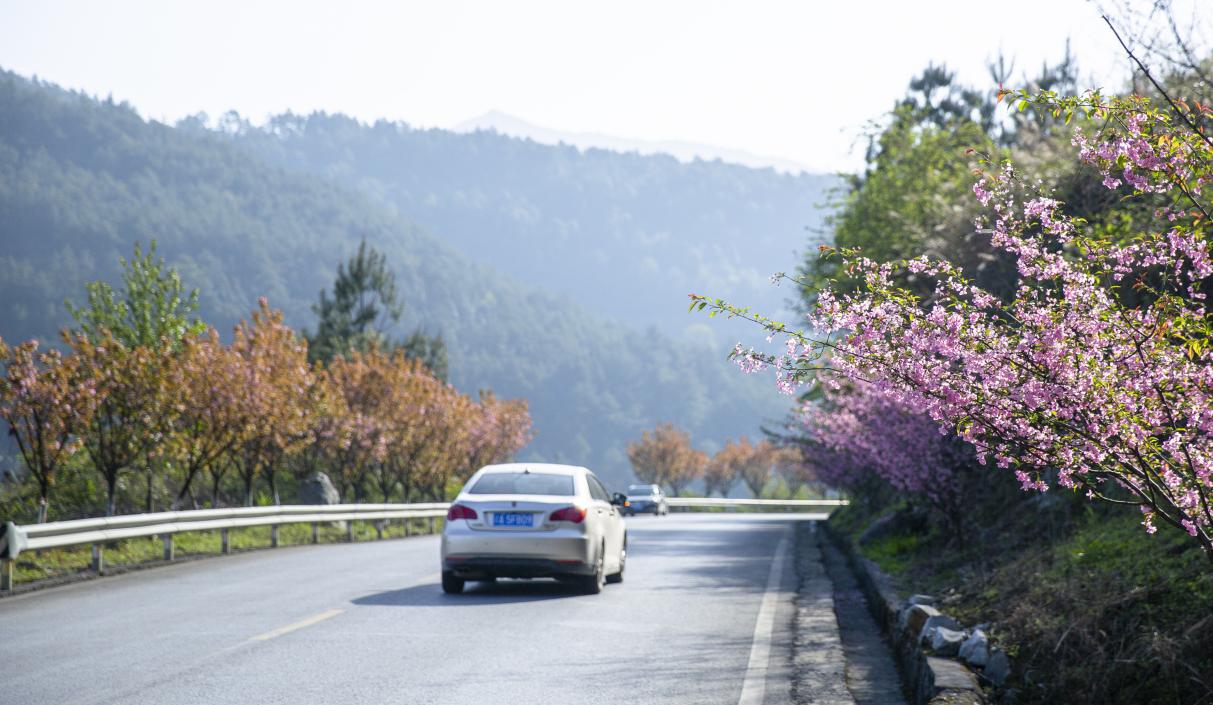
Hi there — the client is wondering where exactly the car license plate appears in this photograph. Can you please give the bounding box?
[492,512,533,527]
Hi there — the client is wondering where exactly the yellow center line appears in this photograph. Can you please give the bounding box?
[248,608,345,642]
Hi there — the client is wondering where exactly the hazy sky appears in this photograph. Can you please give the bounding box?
[1,0,1136,173]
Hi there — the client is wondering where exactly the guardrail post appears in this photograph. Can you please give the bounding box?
[91,544,104,574]
[346,521,355,543]
[311,523,319,544]
[270,525,279,548]
[221,528,230,554]
[162,534,174,561]
[1,558,12,591]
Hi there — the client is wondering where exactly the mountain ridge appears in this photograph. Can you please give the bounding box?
[221,110,837,344]
[453,109,819,175]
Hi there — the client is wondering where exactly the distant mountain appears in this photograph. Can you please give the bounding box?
[454,110,817,175]
[222,112,839,348]
[0,70,791,488]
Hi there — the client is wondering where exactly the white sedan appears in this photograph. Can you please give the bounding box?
[440,463,627,595]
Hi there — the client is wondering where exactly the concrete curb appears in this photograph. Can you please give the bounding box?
[822,522,986,705]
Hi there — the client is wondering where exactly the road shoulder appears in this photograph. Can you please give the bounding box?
[792,521,855,705]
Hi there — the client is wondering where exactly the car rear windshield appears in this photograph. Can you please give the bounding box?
[627,486,657,495]
[469,472,576,496]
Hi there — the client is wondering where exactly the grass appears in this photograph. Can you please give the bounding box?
[8,517,444,587]
[831,499,1213,705]
[861,531,929,578]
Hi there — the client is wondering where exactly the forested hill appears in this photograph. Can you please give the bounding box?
[0,70,789,487]
[212,111,837,344]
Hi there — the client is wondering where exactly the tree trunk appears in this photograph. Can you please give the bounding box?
[106,477,117,517]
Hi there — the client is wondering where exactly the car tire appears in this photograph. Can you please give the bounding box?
[578,546,605,595]
[606,542,625,584]
[441,571,465,594]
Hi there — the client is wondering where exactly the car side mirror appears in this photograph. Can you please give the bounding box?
[611,492,627,507]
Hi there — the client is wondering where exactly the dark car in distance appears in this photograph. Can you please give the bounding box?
[623,484,669,516]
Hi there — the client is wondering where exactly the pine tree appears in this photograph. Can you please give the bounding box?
[308,240,448,379]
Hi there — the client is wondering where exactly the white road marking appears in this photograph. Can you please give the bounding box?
[738,530,790,705]
[248,608,345,642]
[245,571,438,643]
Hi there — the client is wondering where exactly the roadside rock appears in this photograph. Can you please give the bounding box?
[929,627,968,657]
[983,649,1011,686]
[919,613,964,646]
[299,472,339,505]
[902,603,941,637]
[958,630,989,668]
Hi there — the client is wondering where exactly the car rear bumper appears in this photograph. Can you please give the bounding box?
[441,523,593,577]
[625,501,659,514]
[443,555,596,579]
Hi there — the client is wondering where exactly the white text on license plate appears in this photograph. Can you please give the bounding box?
[492,512,533,527]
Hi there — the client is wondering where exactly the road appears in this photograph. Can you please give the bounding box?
[0,513,817,705]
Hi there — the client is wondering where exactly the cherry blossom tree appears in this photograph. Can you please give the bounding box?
[0,340,97,522]
[229,300,314,505]
[627,423,705,496]
[372,354,442,501]
[320,349,402,501]
[730,437,776,498]
[460,390,534,478]
[693,91,1213,558]
[162,330,249,508]
[703,442,742,497]
[69,331,170,516]
[796,383,974,533]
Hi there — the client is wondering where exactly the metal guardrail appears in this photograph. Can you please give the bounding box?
[0,503,450,591]
[665,498,847,509]
[0,497,845,591]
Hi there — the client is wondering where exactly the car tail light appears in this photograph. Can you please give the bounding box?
[549,506,587,524]
[447,504,478,521]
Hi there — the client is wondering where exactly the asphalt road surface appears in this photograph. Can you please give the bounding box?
[0,513,821,705]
